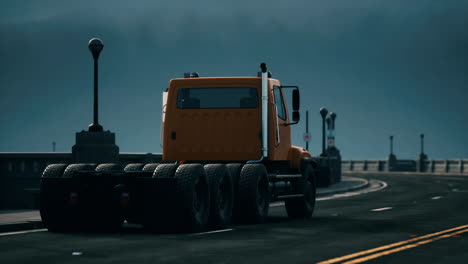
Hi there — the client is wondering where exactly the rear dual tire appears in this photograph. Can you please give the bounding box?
[40,164,69,232]
[237,164,270,224]
[142,163,179,232]
[204,164,233,229]
[173,164,211,232]
[41,163,126,232]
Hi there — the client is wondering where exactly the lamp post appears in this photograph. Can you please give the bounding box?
[320,107,328,156]
[417,133,428,171]
[389,135,394,155]
[328,112,336,148]
[305,110,309,151]
[420,133,425,155]
[88,38,104,132]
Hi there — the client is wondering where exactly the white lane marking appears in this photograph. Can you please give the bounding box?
[270,202,284,207]
[189,228,234,236]
[371,207,393,212]
[0,228,47,237]
[72,252,83,256]
[269,180,388,207]
[431,196,443,200]
[452,189,468,193]
[317,180,388,201]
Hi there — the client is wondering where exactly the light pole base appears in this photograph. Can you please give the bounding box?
[88,123,103,132]
[72,130,119,163]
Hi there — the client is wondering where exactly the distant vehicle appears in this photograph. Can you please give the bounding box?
[39,63,336,232]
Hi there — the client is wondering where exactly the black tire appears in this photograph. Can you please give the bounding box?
[96,163,123,172]
[41,163,98,232]
[65,164,124,231]
[153,164,178,178]
[41,164,68,178]
[124,163,145,172]
[142,163,160,173]
[238,164,270,224]
[123,164,145,224]
[141,164,179,231]
[227,163,243,222]
[94,164,125,230]
[40,164,69,232]
[204,164,233,229]
[173,164,210,232]
[285,164,316,218]
[63,163,97,178]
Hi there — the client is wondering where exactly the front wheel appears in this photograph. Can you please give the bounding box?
[285,164,316,218]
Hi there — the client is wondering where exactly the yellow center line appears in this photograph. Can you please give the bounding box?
[316,224,468,264]
[342,228,468,264]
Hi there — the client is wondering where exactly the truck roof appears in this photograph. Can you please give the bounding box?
[169,77,280,88]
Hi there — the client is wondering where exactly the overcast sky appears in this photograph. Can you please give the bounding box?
[1,0,467,159]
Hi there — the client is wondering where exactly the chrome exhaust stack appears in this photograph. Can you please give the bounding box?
[260,63,268,158]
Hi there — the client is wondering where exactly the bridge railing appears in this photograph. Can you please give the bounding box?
[342,159,467,174]
[1,153,466,209]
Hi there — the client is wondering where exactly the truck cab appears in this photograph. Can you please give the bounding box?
[162,76,310,167]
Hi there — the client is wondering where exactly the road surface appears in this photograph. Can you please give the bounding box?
[0,173,467,264]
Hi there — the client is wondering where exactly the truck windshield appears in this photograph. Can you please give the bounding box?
[177,87,258,109]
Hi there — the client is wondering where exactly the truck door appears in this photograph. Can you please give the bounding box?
[271,85,291,160]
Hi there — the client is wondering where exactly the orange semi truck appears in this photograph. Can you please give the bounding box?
[39,63,332,233]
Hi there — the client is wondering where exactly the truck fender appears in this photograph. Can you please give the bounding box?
[287,146,312,169]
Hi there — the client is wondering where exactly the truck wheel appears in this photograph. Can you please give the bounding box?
[142,163,160,173]
[95,164,125,230]
[153,164,178,178]
[204,164,233,229]
[141,164,180,232]
[62,163,97,178]
[124,163,145,171]
[122,164,145,224]
[238,164,270,224]
[42,164,68,178]
[173,164,210,232]
[285,164,316,218]
[96,163,123,172]
[40,164,69,232]
[226,163,243,222]
[66,164,124,231]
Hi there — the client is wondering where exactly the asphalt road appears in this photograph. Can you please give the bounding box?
[0,173,467,264]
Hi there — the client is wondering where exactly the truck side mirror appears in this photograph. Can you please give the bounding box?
[292,89,300,111]
[292,111,300,122]
[281,85,300,126]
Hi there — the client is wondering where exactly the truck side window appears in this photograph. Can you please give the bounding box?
[273,86,286,120]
